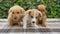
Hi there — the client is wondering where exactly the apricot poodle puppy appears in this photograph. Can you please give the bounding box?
[8,5,25,26]
[36,4,47,27]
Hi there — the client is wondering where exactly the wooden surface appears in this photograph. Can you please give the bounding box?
[0,19,60,34]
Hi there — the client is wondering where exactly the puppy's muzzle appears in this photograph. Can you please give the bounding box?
[14,17,17,19]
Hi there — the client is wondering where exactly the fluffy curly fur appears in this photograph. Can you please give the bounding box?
[36,4,47,27]
[8,5,25,26]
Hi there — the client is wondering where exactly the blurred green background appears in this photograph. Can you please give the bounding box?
[0,0,60,18]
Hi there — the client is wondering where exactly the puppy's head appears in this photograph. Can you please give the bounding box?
[8,6,25,21]
[27,9,42,25]
[36,5,47,12]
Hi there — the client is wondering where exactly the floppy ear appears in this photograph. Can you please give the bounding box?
[39,13,41,17]
[28,10,31,15]
[8,9,12,14]
[20,8,25,14]
[26,10,31,15]
[39,13,42,21]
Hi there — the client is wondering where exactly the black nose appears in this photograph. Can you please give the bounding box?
[14,17,17,19]
[32,21,35,23]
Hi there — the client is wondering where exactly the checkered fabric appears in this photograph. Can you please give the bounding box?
[0,19,60,34]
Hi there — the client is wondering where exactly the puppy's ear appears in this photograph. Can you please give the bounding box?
[26,10,31,15]
[39,13,42,21]
[20,8,25,14]
[8,9,12,14]
[22,9,25,14]
[28,11,31,15]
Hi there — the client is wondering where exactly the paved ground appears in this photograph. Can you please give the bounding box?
[0,19,60,34]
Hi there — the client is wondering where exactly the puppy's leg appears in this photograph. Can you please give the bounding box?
[23,15,28,29]
[23,23,27,29]
[23,19,27,29]
[36,20,39,25]
[42,16,46,27]
[9,19,14,26]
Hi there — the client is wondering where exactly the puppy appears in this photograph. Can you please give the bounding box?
[8,5,25,26]
[36,4,47,27]
[23,9,42,29]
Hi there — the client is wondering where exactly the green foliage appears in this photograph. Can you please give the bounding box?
[0,0,60,18]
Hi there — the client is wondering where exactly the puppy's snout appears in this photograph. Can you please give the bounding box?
[32,21,35,23]
[14,17,17,19]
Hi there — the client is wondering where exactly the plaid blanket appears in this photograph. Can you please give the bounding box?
[0,19,60,34]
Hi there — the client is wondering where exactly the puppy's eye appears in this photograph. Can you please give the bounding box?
[36,17,37,18]
[17,12,19,14]
[31,16,33,18]
[12,12,14,14]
